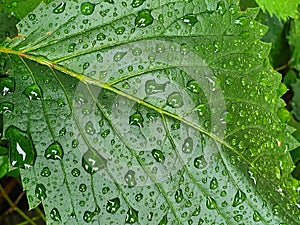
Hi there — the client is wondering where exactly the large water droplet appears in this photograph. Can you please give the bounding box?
[135,10,154,28]
[194,155,207,169]
[158,214,168,225]
[206,197,217,210]
[28,14,36,21]
[83,210,95,223]
[182,137,193,154]
[253,211,262,222]
[71,168,81,177]
[167,92,183,108]
[53,2,66,14]
[106,197,120,214]
[85,121,95,135]
[192,206,201,216]
[79,183,87,192]
[41,167,51,177]
[151,149,165,163]
[101,129,110,138]
[175,189,184,203]
[45,142,64,160]
[124,170,137,187]
[135,193,143,202]
[82,149,106,174]
[81,2,95,15]
[0,102,14,113]
[145,79,167,95]
[35,183,47,201]
[216,1,226,15]
[5,126,36,169]
[125,207,139,224]
[181,14,198,26]
[210,177,218,190]
[187,80,201,93]
[0,76,15,96]
[113,52,127,62]
[115,26,125,35]
[129,112,144,127]
[232,189,246,207]
[50,208,61,222]
[131,0,145,8]
[23,84,43,100]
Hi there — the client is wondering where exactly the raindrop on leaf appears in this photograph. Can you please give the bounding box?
[53,2,66,14]
[81,2,95,15]
[135,10,154,28]
[45,142,64,160]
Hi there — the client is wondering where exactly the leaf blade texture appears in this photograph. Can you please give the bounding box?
[0,0,300,224]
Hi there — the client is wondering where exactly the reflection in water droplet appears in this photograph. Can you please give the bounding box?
[181,14,198,26]
[0,102,14,113]
[71,168,81,177]
[41,167,51,177]
[72,139,79,148]
[175,189,184,203]
[145,79,167,95]
[124,170,137,187]
[135,10,154,28]
[82,149,106,174]
[206,197,217,209]
[50,208,61,222]
[5,126,36,169]
[97,33,106,41]
[158,214,168,225]
[131,0,145,8]
[106,197,120,214]
[135,193,143,202]
[101,129,110,138]
[195,104,207,116]
[113,52,127,62]
[182,137,193,154]
[210,177,218,190]
[85,121,95,135]
[23,84,43,100]
[35,183,47,201]
[187,80,201,93]
[68,43,76,52]
[45,142,64,160]
[115,26,125,35]
[151,149,165,163]
[194,155,207,169]
[233,214,243,222]
[0,77,15,96]
[53,2,66,14]
[129,112,144,127]
[192,206,201,216]
[81,2,95,15]
[125,207,139,224]
[79,183,87,192]
[232,189,246,207]
[216,1,226,15]
[253,211,262,222]
[28,14,36,20]
[167,92,183,108]
[83,210,95,223]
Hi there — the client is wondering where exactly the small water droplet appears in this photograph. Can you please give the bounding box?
[85,121,95,135]
[125,207,139,224]
[135,9,154,28]
[83,210,95,223]
[113,52,127,62]
[192,206,201,216]
[145,79,167,95]
[28,14,36,20]
[124,170,137,187]
[0,76,15,96]
[181,14,198,26]
[5,126,36,169]
[216,1,226,15]
[59,127,66,136]
[53,2,66,14]
[129,112,144,127]
[182,137,193,154]
[81,2,95,15]
[82,149,106,174]
[167,92,183,108]
[101,129,110,138]
[194,155,207,169]
[23,84,43,100]
[195,104,207,116]
[79,183,87,192]
[132,47,142,56]
[68,43,76,52]
[115,26,125,35]
[206,197,217,210]
[210,177,218,190]
[158,214,168,225]
[35,183,47,201]
[151,149,165,163]
[41,167,51,177]
[45,142,64,160]
[253,211,262,222]
[233,214,243,222]
[97,33,106,41]
[232,189,246,207]
[71,168,81,177]
[186,80,201,93]
[106,197,120,214]
[135,193,143,202]
[102,186,110,194]
[72,139,79,148]
[175,189,184,203]
[50,208,61,222]
[131,0,145,8]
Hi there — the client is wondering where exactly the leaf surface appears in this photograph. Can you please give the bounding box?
[0,0,300,224]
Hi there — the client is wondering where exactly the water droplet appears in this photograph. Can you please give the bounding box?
[175,189,184,203]
[158,214,168,225]
[45,142,64,160]
[113,52,127,62]
[101,129,110,138]
[59,127,66,136]
[182,137,193,154]
[195,104,207,116]
[194,155,207,169]
[206,197,217,210]
[253,211,262,222]
[124,170,137,187]
[132,47,142,56]
[125,207,139,224]
[232,189,246,207]
[57,99,66,107]
[41,167,51,177]
[81,2,95,15]
[102,186,110,194]
[35,183,47,201]
[131,0,145,8]
[83,210,95,223]
[79,183,87,192]
[82,149,106,174]
[23,84,43,100]
[71,168,81,177]
[68,43,76,52]
[97,33,106,41]
[28,14,36,20]
[181,14,198,26]
[129,112,144,127]
[233,214,243,222]
[50,208,61,222]
[167,92,183,108]
[234,16,247,26]
[135,10,154,28]
[115,26,125,35]
[151,149,165,163]
[135,193,143,202]
[85,121,95,135]
[5,126,36,169]
[0,77,15,96]
[192,206,201,216]
[53,2,66,14]
[106,197,120,214]
[72,139,79,148]
[210,177,218,190]
[0,102,13,113]
[145,79,167,95]
[186,80,201,93]
[229,4,238,14]
[216,1,226,15]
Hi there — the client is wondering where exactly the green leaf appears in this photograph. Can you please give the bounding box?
[289,15,300,71]
[0,12,17,43]
[292,79,300,121]
[254,0,300,20]
[1,0,300,224]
